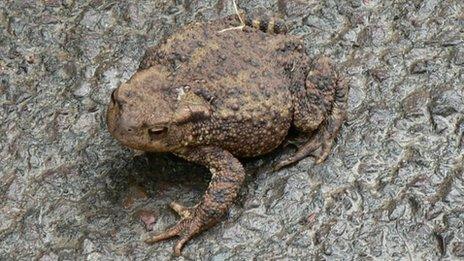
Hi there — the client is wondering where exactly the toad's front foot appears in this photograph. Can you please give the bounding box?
[146,146,245,256]
[145,203,214,256]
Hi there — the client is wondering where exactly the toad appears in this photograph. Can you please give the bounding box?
[107,12,348,256]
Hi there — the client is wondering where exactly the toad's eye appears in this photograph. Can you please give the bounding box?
[148,126,167,139]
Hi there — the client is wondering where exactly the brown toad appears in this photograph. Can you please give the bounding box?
[106,13,348,256]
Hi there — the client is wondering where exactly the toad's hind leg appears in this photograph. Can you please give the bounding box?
[145,146,245,256]
[275,57,349,170]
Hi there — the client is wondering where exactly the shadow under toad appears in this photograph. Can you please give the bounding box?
[106,144,294,209]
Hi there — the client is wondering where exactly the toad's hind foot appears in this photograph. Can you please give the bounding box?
[273,127,337,171]
[274,131,325,171]
[274,57,349,171]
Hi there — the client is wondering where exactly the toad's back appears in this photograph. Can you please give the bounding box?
[140,16,308,156]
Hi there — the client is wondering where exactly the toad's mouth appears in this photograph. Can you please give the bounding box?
[106,92,120,138]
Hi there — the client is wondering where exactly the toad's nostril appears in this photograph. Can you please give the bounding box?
[116,115,139,134]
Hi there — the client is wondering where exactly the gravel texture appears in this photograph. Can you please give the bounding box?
[1,0,463,260]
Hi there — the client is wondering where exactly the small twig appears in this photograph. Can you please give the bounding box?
[218,0,245,33]
[218,25,244,33]
[233,0,245,25]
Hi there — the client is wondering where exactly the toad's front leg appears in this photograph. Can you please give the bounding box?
[145,146,245,256]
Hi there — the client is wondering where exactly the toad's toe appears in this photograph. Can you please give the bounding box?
[145,214,202,256]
